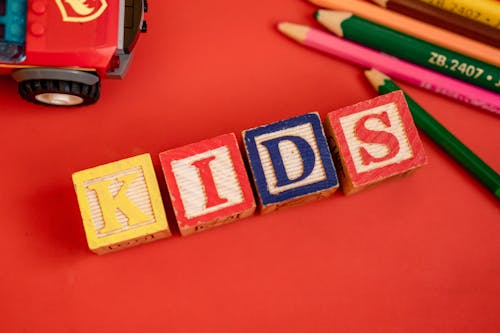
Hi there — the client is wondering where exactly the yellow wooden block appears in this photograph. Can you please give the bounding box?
[72,154,171,254]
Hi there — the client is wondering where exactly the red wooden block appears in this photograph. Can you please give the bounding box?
[325,91,427,194]
[159,133,256,235]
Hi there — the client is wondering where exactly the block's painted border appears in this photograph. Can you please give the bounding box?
[159,133,255,228]
[72,154,169,251]
[243,113,339,206]
[327,91,427,187]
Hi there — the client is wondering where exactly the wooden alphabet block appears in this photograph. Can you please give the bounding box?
[242,112,339,214]
[72,154,171,254]
[159,133,256,236]
[324,91,427,195]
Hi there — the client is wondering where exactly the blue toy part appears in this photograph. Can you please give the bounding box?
[0,0,27,63]
[243,113,339,208]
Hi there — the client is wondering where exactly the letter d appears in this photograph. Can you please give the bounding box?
[260,135,315,187]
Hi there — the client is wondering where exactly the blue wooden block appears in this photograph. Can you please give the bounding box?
[243,112,339,213]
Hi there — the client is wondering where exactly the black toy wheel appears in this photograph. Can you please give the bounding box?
[18,79,100,106]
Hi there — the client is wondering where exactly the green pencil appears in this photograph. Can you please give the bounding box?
[315,10,500,93]
[364,69,500,198]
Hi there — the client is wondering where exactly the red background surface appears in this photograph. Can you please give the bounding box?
[1,1,499,332]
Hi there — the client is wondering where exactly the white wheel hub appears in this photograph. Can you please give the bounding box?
[35,93,84,106]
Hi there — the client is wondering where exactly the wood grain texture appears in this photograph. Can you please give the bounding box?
[72,154,171,254]
[243,113,339,214]
[160,133,256,236]
[325,91,427,194]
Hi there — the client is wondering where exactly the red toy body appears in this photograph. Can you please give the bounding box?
[0,0,146,106]
[22,0,119,74]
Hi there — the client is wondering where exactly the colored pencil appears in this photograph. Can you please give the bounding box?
[307,0,500,67]
[315,10,500,93]
[370,0,500,48]
[416,0,500,28]
[365,69,500,198]
[277,22,500,115]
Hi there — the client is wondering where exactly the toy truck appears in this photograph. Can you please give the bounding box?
[0,0,147,106]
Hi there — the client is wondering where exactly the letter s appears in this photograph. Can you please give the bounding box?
[354,112,400,166]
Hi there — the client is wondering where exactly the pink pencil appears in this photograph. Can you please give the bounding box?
[278,22,500,115]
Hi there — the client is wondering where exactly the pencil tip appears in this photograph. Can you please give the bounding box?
[276,22,292,34]
[364,69,389,90]
[314,10,352,37]
[277,22,309,43]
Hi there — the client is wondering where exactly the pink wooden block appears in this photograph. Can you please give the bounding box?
[159,133,256,235]
[325,91,427,194]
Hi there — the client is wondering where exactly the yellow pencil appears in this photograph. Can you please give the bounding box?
[307,0,500,67]
[417,0,500,29]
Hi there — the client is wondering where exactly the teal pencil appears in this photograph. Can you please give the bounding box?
[365,68,500,198]
[315,10,500,93]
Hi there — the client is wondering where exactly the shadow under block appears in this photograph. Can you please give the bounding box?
[72,154,171,254]
[243,112,339,214]
[325,91,427,195]
[159,133,256,236]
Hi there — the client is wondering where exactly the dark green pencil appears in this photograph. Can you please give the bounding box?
[315,10,500,93]
[365,68,500,198]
